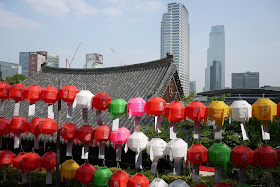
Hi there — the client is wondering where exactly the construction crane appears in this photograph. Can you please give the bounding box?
[66,43,81,68]
[111,48,126,66]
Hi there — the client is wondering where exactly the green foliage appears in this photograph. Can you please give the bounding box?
[181,91,195,105]
[207,93,231,104]
[5,73,27,85]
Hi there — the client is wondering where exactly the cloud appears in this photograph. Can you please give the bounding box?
[68,0,98,16]
[0,6,40,30]
[102,7,122,17]
[135,0,162,12]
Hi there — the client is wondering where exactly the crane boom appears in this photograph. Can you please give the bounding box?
[66,43,81,68]
[111,48,125,66]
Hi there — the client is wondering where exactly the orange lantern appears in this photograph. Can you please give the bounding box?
[76,125,94,159]
[60,122,78,156]
[41,152,56,184]
[28,117,43,149]
[128,173,149,187]
[94,124,110,159]
[0,82,11,114]
[25,85,42,116]
[0,150,16,182]
[110,170,130,187]
[146,97,166,132]
[59,85,79,118]
[75,163,96,186]
[10,117,28,149]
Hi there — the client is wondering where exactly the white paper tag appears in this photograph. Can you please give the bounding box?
[82,108,88,124]
[150,158,159,174]
[46,170,52,184]
[22,172,27,183]
[170,122,177,139]
[34,136,39,149]
[261,124,270,140]
[135,151,143,169]
[96,110,102,125]
[194,121,201,140]
[134,116,141,132]
[155,116,162,133]
[240,123,249,140]
[173,159,182,176]
[28,103,36,117]
[48,104,54,119]
[192,164,199,182]
[66,142,73,157]
[0,100,4,114]
[116,144,122,161]
[81,144,89,159]
[214,122,223,140]
[112,118,119,131]
[215,166,223,183]
[67,103,73,118]
[14,102,20,116]
[98,143,105,159]
[14,133,20,149]
[124,143,128,153]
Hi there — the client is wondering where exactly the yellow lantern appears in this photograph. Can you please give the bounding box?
[60,159,80,181]
[205,101,230,126]
[252,98,277,122]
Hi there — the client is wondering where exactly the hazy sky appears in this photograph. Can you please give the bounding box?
[0,0,279,92]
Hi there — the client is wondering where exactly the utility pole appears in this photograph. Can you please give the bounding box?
[56,80,62,187]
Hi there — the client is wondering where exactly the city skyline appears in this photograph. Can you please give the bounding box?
[0,0,280,92]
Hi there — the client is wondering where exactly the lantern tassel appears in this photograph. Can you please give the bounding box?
[0,99,4,114]
[239,167,246,185]
[14,133,21,149]
[96,110,102,125]
[46,169,52,184]
[150,158,159,174]
[34,136,39,149]
[192,164,199,182]
[66,103,73,118]
[3,167,6,182]
[116,144,122,161]
[155,116,161,133]
[214,165,223,183]
[81,144,89,159]
[173,159,182,176]
[48,104,54,119]
[134,116,141,132]
[66,141,73,157]
[194,121,201,139]
[214,121,223,140]
[28,102,36,117]
[170,122,177,139]
[240,122,249,140]
[14,101,20,116]
[112,118,119,131]
[261,121,270,140]
[98,142,105,159]
[135,151,143,169]
[22,172,27,184]
[82,108,88,124]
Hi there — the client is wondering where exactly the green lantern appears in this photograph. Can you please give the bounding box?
[108,99,127,119]
[93,167,113,187]
[208,143,231,170]
[239,184,251,187]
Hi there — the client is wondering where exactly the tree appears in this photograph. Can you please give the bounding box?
[5,74,27,85]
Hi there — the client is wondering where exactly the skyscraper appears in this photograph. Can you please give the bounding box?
[161,3,190,95]
[204,25,225,91]
[47,54,59,68]
[232,72,259,88]
[210,60,222,90]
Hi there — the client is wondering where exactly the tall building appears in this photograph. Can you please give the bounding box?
[84,53,104,69]
[232,72,259,88]
[19,51,47,77]
[47,54,59,68]
[161,3,190,95]
[210,60,222,90]
[189,81,196,93]
[0,61,20,79]
[204,25,225,91]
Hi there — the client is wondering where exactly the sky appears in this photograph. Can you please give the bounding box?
[0,0,280,92]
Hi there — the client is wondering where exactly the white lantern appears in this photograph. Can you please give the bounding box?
[148,178,168,187]
[169,179,190,187]
[165,138,188,161]
[229,100,252,140]
[146,138,167,161]
[74,90,94,109]
[125,131,149,169]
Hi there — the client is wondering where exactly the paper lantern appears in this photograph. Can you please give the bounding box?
[76,125,94,159]
[28,117,43,149]
[110,127,130,161]
[25,85,42,102]
[252,98,277,121]
[278,103,280,117]
[75,163,96,186]
[165,138,188,161]
[20,153,41,173]
[213,183,231,187]
[9,84,26,102]
[128,173,149,187]
[187,144,208,165]
[205,101,230,126]
[93,167,113,187]
[91,92,111,111]
[0,82,10,99]
[231,145,254,168]
[146,138,166,161]
[41,151,56,184]
[60,159,79,181]
[169,179,190,187]
[108,99,127,119]
[148,178,168,187]
[60,122,78,156]
[276,148,280,161]
[13,152,26,170]
[146,97,166,116]
[208,143,231,170]
[10,116,28,148]
[230,100,252,122]
[254,146,278,169]
[164,101,185,123]
[109,170,129,187]
[127,97,146,118]
[0,117,10,136]
[40,118,58,136]
[94,124,110,144]
[185,101,206,122]
[40,86,59,104]
[0,150,16,182]
[59,85,79,103]
[75,90,94,109]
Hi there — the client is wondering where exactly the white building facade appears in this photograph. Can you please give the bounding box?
[85,53,104,69]
[204,25,225,91]
[161,3,190,95]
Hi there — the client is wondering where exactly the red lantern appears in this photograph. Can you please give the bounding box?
[185,101,206,122]
[94,125,110,144]
[75,163,96,185]
[254,146,279,169]
[92,92,111,111]
[20,153,41,173]
[59,85,79,103]
[278,103,280,117]
[10,117,28,135]
[0,82,11,99]
[40,86,59,104]
[231,145,254,167]
[213,183,231,187]
[9,84,27,101]
[76,125,94,144]
[187,144,208,165]
[40,118,58,136]
[0,150,16,167]
[276,148,280,161]
[0,117,10,136]
[146,97,166,116]
[110,170,130,187]
[164,101,185,122]
[60,122,78,142]
[25,85,42,103]
[28,117,43,137]
[41,152,56,171]
[13,152,26,170]
[194,185,207,187]
[128,173,149,187]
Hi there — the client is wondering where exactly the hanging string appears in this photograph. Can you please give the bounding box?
[102,159,106,167]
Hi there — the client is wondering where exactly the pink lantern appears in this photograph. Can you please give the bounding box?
[109,127,131,161]
[127,97,146,132]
